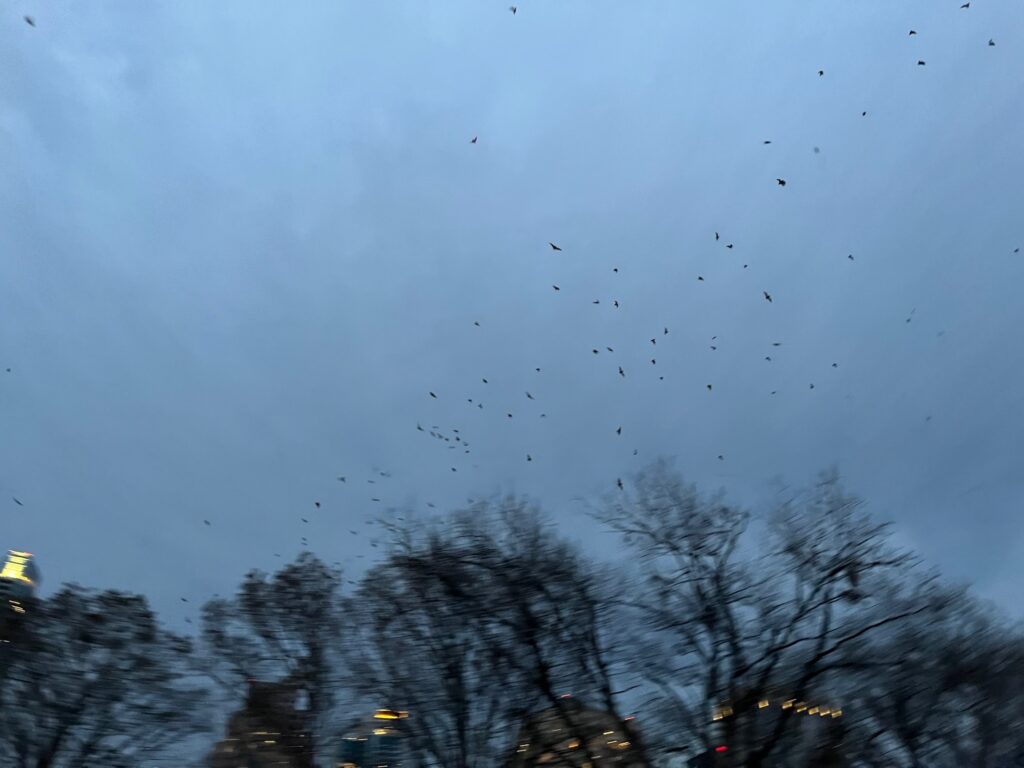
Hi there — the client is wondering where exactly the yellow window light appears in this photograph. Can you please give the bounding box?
[758,700,770,709]
[782,700,794,710]
[831,709,843,718]
[808,707,819,715]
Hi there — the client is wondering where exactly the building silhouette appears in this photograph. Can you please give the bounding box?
[337,709,408,768]
[207,679,315,768]
[506,698,645,768]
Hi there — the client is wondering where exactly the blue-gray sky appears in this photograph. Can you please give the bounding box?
[1,1,1022,629]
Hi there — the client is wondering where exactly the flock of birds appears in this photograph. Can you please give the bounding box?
[5,4,1018,618]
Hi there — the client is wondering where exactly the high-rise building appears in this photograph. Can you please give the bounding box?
[506,698,644,768]
[0,550,39,641]
[337,709,408,768]
[207,679,315,768]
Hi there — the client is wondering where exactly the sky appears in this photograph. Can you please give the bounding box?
[1,1,1022,633]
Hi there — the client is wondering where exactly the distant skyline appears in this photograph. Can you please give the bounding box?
[1,0,1022,630]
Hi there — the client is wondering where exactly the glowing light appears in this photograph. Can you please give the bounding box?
[758,700,770,709]
[715,746,728,753]
[782,699,795,710]
[373,709,408,720]
[808,707,819,715]
[832,709,843,718]
[819,708,831,717]
[372,729,388,736]
[0,551,34,585]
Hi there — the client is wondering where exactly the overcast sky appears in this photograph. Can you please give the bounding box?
[1,1,1022,630]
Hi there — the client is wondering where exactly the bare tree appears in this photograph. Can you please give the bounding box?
[844,589,1024,768]
[0,585,207,768]
[346,500,650,768]
[199,551,345,762]
[597,462,945,768]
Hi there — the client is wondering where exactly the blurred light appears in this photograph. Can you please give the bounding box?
[819,708,831,717]
[782,700,794,710]
[832,709,843,718]
[758,700,770,709]
[715,746,728,753]
[808,707,819,715]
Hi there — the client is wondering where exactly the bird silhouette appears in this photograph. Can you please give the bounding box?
[24,16,35,27]
[314,501,320,508]
[664,327,669,335]
[12,497,23,506]
[909,29,917,35]
[474,321,480,326]
[616,426,622,435]
[960,2,969,8]
[698,276,704,281]
[470,136,478,144]
[338,476,346,482]
[301,518,309,523]
[526,454,533,462]
[429,392,437,398]
[618,366,625,377]
[917,60,926,66]
[764,291,773,303]
[526,392,534,399]
[617,478,624,490]
[989,39,995,46]
[549,242,562,251]
[777,178,787,186]
[818,70,824,76]
[707,384,713,391]
[613,300,620,308]
[726,243,734,249]
[715,232,720,240]
[204,520,211,526]
[552,285,560,291]
[509,5,517,13]
[848,254,855,260]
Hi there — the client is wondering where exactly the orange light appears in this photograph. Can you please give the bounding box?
[715,746,728,753]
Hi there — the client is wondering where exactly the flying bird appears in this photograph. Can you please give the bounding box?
[592,349,599,354]
[818,69,824,76]
[848,254,855,260]
[337,476,346,482]
[616,427,622,435]
[24,15,35,27]
[917,60,926,66]
[763,140,772,144]
[715,232,720,241]
[606,346,614,352]
[664,327,669,335]
[707,384,713,391]
[549,242,562,251]
[617,478,624,490]
[301,518,309,523]
[763,291,773,303]
[776,178,787,186]
[509,5,517,13]
[12,497,23,506]
[552,285,560,291]
[613,300,620,308]
[526,392,534,400]
[470,136,478,144]
[960,2,969,8]
[618,366,625,377]
[989,39,995,46]
[429,391,437,398]
[698,275,704,281]
[314,501,320,508]
[650,338,656,345]
[909,29,917,35]
[809,383,815,389]
[526,454,532,462]
[204,520,211,526]
[726,243,734,249]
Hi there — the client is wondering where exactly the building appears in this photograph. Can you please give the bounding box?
[506,698,645,768]
[337,709,409,768]
[207,679,315,768]
[0,550,39,643]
